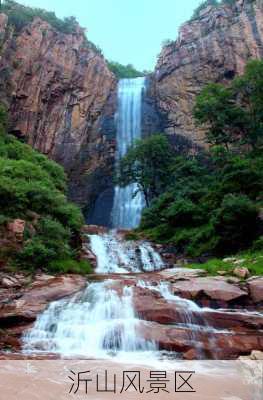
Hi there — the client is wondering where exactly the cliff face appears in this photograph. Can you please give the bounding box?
[0,14,117,209]
[153,0,263,148]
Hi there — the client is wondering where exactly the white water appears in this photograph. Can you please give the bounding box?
[23,281,156,359]
[111,77,146,229]
[23,233,164,360]
[89,232,164,274]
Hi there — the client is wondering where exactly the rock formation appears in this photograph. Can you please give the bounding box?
[0,14,117,210]
[152,0,263,148]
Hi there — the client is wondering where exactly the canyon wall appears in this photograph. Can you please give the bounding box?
[0,14,117,210]
[153,0,263,149]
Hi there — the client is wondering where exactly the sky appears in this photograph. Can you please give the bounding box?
[19,0,201,71]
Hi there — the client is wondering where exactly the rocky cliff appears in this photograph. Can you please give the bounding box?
[0,14,117,210]
[153,0,263,149]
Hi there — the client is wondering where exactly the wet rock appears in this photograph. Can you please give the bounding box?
[201,309,263,331]
[0,274,86,325]
[183,348,199,360]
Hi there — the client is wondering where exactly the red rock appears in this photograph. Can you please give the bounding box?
[7,219,25,242]
[247,278,263,303]
[0,274,86,323]
[172,277,248,302]
[81,225,108,235]
[0,15,117,206]
[152,0,263,149]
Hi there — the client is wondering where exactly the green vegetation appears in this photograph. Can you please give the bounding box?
[116,134,174,206]
[1,0,102,54]
[188,251,263,276]
[1,0,78,34]
[107,61,147,79]
[190,0,255,21]
[117,61,263,261]
[191,0,219,20]
[0,106,91,274]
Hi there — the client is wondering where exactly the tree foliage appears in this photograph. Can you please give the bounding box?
[116,134,174,206]
[1,0,101,55]
[0,106,90,273]
[107,61,147,79]
[194,60,263,150]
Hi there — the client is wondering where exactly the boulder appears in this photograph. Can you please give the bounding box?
[0,274,86,325]
[247,278,263,303]
[172,277,248,303]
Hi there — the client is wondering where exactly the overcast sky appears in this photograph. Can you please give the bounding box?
[19,0,201,71]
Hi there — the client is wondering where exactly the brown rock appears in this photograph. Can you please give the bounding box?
[0,274,86,324]
[172,277,248,303]
[1,276,21,289]
[152,0,263,149]
[0,15,117,207]
[247,277,263,303]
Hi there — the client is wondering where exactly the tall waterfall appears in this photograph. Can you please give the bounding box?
[111,77,146,229]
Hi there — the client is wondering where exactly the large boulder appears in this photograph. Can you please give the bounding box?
[0,274,86,324]
[172,277,248,304]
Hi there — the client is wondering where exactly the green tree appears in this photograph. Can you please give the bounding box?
[194,83,248,149]
[233,60,263,149]
[194,60,263,150]
[116,134,174,206]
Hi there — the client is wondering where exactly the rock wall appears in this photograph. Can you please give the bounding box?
[153,0,263,148]
[0,14,117,209]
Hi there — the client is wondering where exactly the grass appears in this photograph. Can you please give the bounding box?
[188,250,263,276]
[46,259,93,275]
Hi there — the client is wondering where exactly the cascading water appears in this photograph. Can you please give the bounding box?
[111,77,146,229]
[23,281,156,359]
[89,232,164,274]
[23,231,164,360]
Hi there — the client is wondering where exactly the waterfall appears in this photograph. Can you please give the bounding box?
[89,232,164,274]
[23,281,156,358]
[111,77,146,229]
